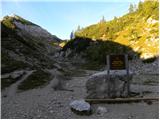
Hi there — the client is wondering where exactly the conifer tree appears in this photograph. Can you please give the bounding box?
[129,3,134,13]
[70,31,74,40]
[100,16,106,23]
[76,25,81,32]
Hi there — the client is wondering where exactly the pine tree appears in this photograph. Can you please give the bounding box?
[114,16,118,21]
[134,4,137,11]
[129,4,134,13]
[100,16,105,23]
[70,31,74,40]
[76,25,81,32]
[138,1,143,11]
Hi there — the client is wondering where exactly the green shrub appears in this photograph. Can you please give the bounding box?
[1,77,22,90]
[1,50,29,74]
[18,70,52,91]
[142,57,157,63]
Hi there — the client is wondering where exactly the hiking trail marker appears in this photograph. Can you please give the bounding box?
[106,54,130,96]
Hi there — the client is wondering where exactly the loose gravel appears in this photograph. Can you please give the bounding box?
[1,59,159,119]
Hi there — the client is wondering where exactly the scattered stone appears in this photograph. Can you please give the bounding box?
[3,95,7,98]
[49,110,54,113]
[96,106,108,116]
[128,115,134,119]
[2,70,25,79]
[10,70,24,79]
[64,49,72,58]
[36,115,41,118]
[70,100,92,115]
[145,100,153,105]
[129,58,159,74]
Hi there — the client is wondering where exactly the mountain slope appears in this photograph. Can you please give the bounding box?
[74,0,159,59]
[1,14,61,74]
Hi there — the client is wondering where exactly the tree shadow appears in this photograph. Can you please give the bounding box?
[62,36,158,69]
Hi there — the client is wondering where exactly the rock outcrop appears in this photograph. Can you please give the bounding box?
[1,15,62,74]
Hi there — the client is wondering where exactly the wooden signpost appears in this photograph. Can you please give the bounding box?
[106,54,130,96]
[85,54,158,103]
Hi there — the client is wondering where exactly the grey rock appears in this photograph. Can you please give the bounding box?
[2,70,25,79]
[14,21,60,43]
[49,110,54,113]
[96,106,108,115]
[65,49,72,57]
[70,100,91,115]
[128,115,134,119]
[10,70,25,79]
[86,70,133,99]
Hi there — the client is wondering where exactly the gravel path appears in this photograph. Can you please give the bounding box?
[2,71,34,98]
[1,69,159,119]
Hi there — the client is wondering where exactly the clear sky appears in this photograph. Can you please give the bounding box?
[1,0,140,40]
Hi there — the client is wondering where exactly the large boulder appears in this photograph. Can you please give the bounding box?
[86,70,133,99]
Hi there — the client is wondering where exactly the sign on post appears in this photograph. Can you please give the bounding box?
[106,54,130,96]
[110,55,126,70]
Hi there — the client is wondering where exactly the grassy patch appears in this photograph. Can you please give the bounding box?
[18,70,52,91]
[143,79,159,85]
[57,67,86,79]
[1,72,24,90]
[2,15,38,28]
[2,60,28,74]
[132,74,159,85]
[1,51,29,74]
[80,62,104,70]
[142,57,157,63]
[1,78,19,90]
[67,69,86,77]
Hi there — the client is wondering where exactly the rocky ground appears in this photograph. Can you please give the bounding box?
[1,59,159,119]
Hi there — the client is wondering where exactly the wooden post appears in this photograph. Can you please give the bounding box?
[85,97,159,104]
[106,55,110,97]
[125,54,130,96]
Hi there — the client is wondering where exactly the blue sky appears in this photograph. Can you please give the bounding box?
[1,0,140,39]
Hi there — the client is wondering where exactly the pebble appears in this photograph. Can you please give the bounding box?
[36,115,41,118]
[96,106,108,116]
[3,95,7,98]
[128,115,133,119]
[49,110,54,113]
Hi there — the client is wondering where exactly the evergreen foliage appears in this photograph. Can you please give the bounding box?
[72,0,159,60]
[129,3,135,13]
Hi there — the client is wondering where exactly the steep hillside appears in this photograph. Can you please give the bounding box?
[1,14,61,74]
[74,0,159,59]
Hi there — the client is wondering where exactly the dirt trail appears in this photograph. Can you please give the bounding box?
[2,70,34,98]
[1,69,159,119]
